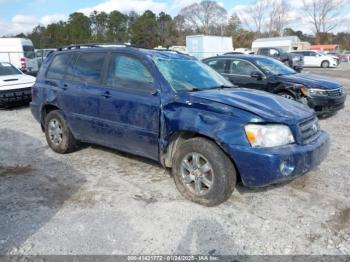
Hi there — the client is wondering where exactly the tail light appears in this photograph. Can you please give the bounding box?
[20,58,27,69]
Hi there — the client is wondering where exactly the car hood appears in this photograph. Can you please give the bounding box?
[0,74,35,90]
[275,73,341,89]
[189,88,314,123]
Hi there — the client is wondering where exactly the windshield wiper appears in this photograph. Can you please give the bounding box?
[209,85,233,90]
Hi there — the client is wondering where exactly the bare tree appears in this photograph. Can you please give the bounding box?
[267,0,290,36]
[302,0,349,33]
[179,0,228,35]
[238,0,267,35]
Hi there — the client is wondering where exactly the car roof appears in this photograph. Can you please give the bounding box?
[203,54,268,61]
[54,45,194,61]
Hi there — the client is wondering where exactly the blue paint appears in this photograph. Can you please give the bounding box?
[31,47,330,187]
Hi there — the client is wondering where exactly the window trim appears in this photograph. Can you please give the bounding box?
[103,52,156,93]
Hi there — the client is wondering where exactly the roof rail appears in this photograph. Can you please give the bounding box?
[57,43,135,51]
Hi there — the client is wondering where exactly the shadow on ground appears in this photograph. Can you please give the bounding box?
[0,129,86,254]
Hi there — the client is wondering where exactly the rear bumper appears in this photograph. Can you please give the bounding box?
[0,87,31,107]
[308,94,346,115]
[228,131,330,187]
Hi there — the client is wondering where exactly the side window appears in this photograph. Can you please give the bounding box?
[68,52,105,84]
[269,49,279,57]
[230,60,257,76]
[259,49,269,56]
[309,52,316,56]
[106,54,154,89]
[206,59,228,74]
[46,54,72,80]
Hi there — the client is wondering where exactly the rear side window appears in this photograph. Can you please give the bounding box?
[106,54,153,88]
[68,53,105,84]
[47,54,72,80]
[259,49,269,56]
[23,45,35,59]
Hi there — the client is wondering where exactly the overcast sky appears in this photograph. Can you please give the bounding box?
[0,0,349,36]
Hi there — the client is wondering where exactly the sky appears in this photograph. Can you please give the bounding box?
[0,0,349,36]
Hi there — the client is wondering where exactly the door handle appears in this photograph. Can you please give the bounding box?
[101,91,111,98]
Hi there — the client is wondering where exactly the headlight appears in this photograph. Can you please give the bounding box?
[245,124,295,148]
[309,88,328,96]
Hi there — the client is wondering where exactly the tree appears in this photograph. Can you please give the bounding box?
[267,0,290,36]
[157,12,175,47]
[67,12,91,44]
[106,10,128,42]
[240,0,267,35]
[224,13,242,36]
[90,11,108,42]
[301,0,349,35]
[179,0,228,35]
[130,10,159,48]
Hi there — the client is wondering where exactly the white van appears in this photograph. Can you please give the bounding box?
[0,38,39,75]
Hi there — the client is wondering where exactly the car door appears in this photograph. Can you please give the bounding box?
[96,52,161,160]
[305,51,320,66]
[224,59,268,90]
[58,51,108,142]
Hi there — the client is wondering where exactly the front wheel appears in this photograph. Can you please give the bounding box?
[321,61,330,68]
[172,137,237,206]
[278,91,296,101]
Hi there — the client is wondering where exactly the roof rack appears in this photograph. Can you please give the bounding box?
[56,43,190,57]
[57,43,135,51]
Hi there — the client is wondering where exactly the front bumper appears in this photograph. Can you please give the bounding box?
[228,131,330,187]
[308,93,346,115]
[0,87,32,107]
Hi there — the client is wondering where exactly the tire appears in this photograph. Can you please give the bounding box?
[321,61,329,68]
[44,110,77,154]
[172,137,236,206]
[277,91,296,101]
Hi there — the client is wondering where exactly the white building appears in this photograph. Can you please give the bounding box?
[251,36,310,52]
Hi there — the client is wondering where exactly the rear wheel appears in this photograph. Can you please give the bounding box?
[172,137,236,206]
[321,61,330,68]
[45,110,77,154]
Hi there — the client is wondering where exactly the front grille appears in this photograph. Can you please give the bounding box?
[298,116,320,144]
[327,87,344,97]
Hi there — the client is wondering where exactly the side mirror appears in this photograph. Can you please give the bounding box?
[251,71,263,80]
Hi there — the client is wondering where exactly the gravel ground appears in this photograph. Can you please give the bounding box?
[0,64,349,255]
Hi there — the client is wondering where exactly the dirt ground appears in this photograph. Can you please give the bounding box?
[0,63,349,255]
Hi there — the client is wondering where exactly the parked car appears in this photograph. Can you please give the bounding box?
[35,48,56,67]
[326,51,347,63]
[0,62,35,107]
[31,45,330,206]
[256,47,304,71]
[202,55,346,117]
[290,50,338,68]
[343,51,350,62]
[0,38,39,75]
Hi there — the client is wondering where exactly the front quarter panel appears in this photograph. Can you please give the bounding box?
[160,94,261,154]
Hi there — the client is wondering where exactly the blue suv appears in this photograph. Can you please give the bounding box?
[31,45,330,206]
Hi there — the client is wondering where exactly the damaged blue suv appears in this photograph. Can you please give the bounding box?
[31,45,330,206]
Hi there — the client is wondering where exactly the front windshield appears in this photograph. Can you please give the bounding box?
[0,62,22,76]
[153,57,233,92]
[253,57,296,75]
